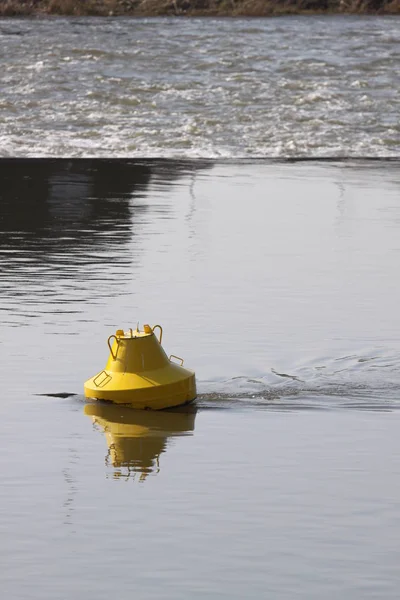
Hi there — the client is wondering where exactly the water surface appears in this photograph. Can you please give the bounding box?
[1,17,399,157]
[1,159,400,599]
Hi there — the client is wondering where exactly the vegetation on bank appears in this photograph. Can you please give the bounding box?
[1,0,399,16]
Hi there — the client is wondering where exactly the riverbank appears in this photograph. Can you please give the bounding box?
[1,0,399,16]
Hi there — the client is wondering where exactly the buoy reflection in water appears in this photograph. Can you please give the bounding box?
[84,403,197,481]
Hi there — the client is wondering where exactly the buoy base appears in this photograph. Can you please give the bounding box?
[84,366,196,410]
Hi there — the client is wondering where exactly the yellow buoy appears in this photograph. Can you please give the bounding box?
[84,324,196,410]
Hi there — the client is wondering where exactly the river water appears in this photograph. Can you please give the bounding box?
[1,12,400,600]
[1,158,400,598]
[0,16,400,157]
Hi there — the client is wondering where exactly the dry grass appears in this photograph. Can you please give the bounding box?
[0,0,33,15]
[47,0,102,14]
[0,0,398,15]
[0,0,119,15]
[385,0,400,11]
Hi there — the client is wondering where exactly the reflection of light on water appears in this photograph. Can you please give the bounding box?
[85,403,196,482]
[62,433,81,531]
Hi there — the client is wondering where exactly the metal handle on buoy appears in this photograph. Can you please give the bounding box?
[153,325,163,344]
[107,335,119,360]
[169,354,184,366]
[93,370,112,388]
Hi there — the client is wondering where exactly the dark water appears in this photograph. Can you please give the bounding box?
[0,16,400,157]
[1,159,400,598]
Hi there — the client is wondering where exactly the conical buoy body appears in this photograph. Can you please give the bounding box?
[84,324,196,410]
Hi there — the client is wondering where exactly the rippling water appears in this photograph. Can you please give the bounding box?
[1,16,399,157]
